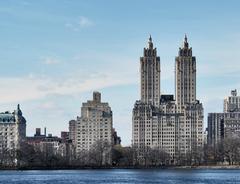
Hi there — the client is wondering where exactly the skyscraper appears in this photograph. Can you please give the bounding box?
[175,35,204,154]
[175,34,196,109]
[140,36,161,107]
[132,35,204,161]
[132,36,163,151]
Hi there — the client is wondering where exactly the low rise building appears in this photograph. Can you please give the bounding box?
[26,129,74,160]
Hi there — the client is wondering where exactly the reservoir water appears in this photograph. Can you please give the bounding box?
[0,169,239,184]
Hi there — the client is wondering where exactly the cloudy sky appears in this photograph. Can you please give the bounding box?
[0,0,240,145]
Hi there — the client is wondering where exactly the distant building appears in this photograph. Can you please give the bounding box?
[224,89,240,112]
[35,128,41,137]
[26,129,74,160]
[61,131,69,142]
[69,120,77,145]
[112,128,121,145]
[34,127,46,138]
[76,92,113,153]
[208,90,240,146]
[0,104,26,151]
[203,128,208,145]
[224,112,240,138]
[207,113,224,145]
[27,129,59,149]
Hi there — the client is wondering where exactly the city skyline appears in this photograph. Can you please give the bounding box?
[1,1,240,145]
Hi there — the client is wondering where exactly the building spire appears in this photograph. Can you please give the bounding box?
[149,34,152,42]
[148,34,153,49]
[184,33,187,42]
[16,104,22,116]
[183,33,189,48]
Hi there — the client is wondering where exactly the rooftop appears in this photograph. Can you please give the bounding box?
[0,112,15,123]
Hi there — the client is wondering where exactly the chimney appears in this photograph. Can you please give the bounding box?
[35,128,41,137]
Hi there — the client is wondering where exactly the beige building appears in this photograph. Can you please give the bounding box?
[140,35,161,107]
[76,92,113,154]
[0,104,26,151]
[175,35,196,108]
[132,35,204,160]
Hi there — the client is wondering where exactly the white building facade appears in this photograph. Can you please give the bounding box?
[0,104,26,151]
[132,36,204,161]
[76,92,113,154]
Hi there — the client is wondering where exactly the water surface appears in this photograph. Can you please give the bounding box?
[0,169,239,184]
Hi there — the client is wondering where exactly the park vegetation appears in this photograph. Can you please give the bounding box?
[0,137,240,169]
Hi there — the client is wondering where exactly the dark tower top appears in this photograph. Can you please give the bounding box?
[144,35,157,57]
[178,34,192,57]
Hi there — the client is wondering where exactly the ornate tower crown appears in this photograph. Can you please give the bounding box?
[178,34,192,57]
[144,35,157,57]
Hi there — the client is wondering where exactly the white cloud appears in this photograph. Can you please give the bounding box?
[65,16,94,31]
[78,16,93,27]
[42,57,60,65]
[0,71,136,104]
[39,101,56,110]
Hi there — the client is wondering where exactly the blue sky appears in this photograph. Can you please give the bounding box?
[0,0,240,145]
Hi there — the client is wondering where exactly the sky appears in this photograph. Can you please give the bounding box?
[0,0,240,146]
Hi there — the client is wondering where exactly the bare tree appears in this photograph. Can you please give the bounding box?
[88,139,112,167]
[224,137,240,165]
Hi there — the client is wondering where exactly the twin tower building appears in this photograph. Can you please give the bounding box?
[132,35,204,160]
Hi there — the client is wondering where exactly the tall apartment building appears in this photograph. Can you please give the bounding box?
[76,92,113,154]
[175,35,196,108]
[0,104,26,150]
[175,35,204,152]
[132,35,204,160]
[140,35,161,107]
[208,90,240,145]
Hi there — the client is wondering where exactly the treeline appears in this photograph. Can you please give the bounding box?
[203,137,240,165]
[0,138,240,169]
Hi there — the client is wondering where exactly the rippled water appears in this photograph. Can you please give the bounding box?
[0,169,239,184]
